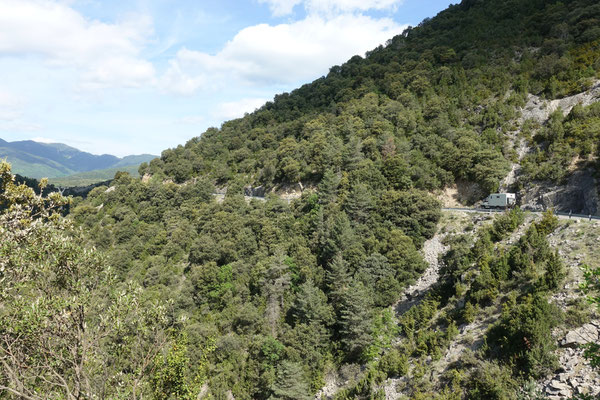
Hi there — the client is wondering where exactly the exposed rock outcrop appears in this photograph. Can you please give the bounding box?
[244,185,266,197]
[520,81,600,124]
[561,323,599,348]
[542,338,600,399]
[512,82,600,214]
[499,136,528,192]
[520,168,599,215]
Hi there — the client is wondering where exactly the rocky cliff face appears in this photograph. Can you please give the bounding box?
[520,82,600,124]
[520,167,599,215]
[512,83,600,215]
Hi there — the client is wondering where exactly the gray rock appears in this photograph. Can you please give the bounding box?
[549,380,570,391]
[561,324,599,347]
[244,185,265,197]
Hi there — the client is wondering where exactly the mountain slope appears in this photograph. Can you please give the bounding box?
[142,0,600,206]
[0,138,156,179]
[55,0,600,399]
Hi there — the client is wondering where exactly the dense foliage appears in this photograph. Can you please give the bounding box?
[316,210,569,399]
[0,162,174,399]
[4,0,600,398]
[77,0,600,397]
[70,167,440,397]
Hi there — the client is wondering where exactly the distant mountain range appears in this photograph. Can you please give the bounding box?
[0,138,156,181]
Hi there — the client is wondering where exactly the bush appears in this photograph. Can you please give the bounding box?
[378,348,409,378]
[490,208,525,242]
[487,292,562,378]
[466,361,518,400]
[535,210,559,236]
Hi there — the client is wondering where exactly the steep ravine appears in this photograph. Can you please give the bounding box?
[315,227,452,400]
[317,212,600,399]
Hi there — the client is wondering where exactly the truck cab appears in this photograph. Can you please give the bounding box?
[482,193,516,209]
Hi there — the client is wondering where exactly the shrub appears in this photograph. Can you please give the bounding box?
[487,293,562,378]
[378,348,409,378]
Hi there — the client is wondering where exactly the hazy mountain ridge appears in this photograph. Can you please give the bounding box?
[0,138,156,179]
[48,164,142,188]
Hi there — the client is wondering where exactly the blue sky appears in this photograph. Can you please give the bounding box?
[0,0,453,157]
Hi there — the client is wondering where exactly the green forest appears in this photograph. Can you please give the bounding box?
[2,0,600,398]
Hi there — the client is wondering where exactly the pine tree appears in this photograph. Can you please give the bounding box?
[344,183,374,224]
[262,251,292,336]
[269,361,311,400]
[290,279,334,327]
[357,253,401,307]
[540,251,566,291]
[318,169,340,205]
[326,253,351,312]
[339,280,373,361]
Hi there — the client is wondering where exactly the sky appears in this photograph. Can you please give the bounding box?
[0,0,453,157]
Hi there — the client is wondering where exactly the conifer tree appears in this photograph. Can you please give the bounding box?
[290,279,334,327]
[339,280,374,361]
[269,361,311,400]
[326,253,351,312]
[318,169,340,205]
[344,182,374,224]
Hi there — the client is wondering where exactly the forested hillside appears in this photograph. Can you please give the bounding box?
[2,0,600,399]
[141,0,600,197]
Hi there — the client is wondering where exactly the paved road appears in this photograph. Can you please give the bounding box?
[442,207,600,222]
[211,194,599,222]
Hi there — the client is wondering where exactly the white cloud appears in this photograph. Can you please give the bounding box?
[162,14,406,95]
[258,0,302,16]
[0,90,23,121]
[213,98,269,121]
[0,0,155,89]
[0,121,42,132]
[31,136,56,143]
[0,89,40,131]
[258,0,403,16]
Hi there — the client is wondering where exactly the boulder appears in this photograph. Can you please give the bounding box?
[561,324,599,348]
[547,380,573,398]
[549,380,570,391]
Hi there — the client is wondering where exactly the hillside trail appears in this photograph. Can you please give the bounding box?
[394,233,448,315]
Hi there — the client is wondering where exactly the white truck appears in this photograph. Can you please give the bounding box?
[482,193,516,209]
